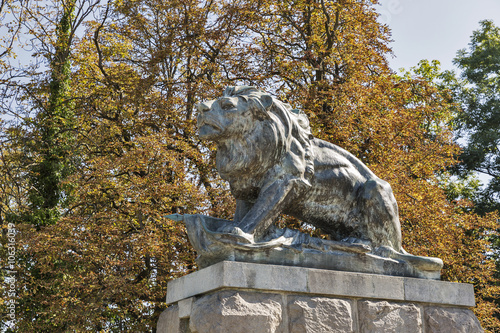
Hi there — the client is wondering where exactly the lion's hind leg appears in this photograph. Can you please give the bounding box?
[358,179,402,252]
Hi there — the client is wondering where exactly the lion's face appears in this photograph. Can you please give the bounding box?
[195,86,313,189]
[197,97,258,141]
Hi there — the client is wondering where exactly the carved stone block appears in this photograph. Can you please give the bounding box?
[358,300,422,333]
[189,291,283,333]
[424,307,484,333]
[288,296,354,332]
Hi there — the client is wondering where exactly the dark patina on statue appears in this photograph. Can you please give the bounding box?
[168,86,443,279]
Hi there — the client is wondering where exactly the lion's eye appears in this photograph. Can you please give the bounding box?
[221,102,235,110]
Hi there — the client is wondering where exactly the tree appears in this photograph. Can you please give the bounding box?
[1,1,108,331]
[439,19,500,328]
[450,20,500,215]
[25,0,77,227]
[4,0,242,330]
[1,1,499,331]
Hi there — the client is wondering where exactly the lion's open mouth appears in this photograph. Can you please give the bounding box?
[198,117,224,139]
[198,118,218,129]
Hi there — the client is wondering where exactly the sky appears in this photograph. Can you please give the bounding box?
[377,0,500,184]
[378,0,500,73]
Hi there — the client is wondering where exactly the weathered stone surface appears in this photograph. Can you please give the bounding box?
[157,304,179,333]
[178,297,193,319]
[160,266,484,333]
[404,277,475,307]
[166,261,309,304]
[166,263,222,304]
[225,260,309,292]
[358,300,422,333]
[424,307,484,333]
[197,85,402,250]
[189,290,283,333]
[308,269,405,300]
[166,261,474,307]
[288,296,354,333]
[166,85,444,280]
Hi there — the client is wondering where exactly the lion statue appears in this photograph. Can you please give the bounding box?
[197,86,402,254]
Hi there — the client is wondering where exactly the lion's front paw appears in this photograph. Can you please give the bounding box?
[217,224,255,244]
[218,224,237,233]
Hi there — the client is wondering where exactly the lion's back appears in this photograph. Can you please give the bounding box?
[284,139,371,224]
[311,138,376,181]
[286,138,394,240]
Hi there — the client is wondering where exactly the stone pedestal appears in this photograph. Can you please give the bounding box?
[158,261,483,333]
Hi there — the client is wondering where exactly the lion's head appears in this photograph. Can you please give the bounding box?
[197,86,314,192]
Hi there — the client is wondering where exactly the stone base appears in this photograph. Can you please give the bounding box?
[158,261,483,333]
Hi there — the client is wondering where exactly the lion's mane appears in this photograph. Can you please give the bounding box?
[220,86,315,189]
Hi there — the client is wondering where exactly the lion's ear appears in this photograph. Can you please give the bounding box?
[223,86,236,96]
[251,94,273,120]
[260,94,273,111]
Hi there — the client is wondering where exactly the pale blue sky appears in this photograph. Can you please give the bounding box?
[378,0,500,72]
[378,0,500,184]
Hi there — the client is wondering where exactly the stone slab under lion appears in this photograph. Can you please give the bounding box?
[167,214,442,279]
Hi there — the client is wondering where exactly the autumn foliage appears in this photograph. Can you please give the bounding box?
[1,0,499,331]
